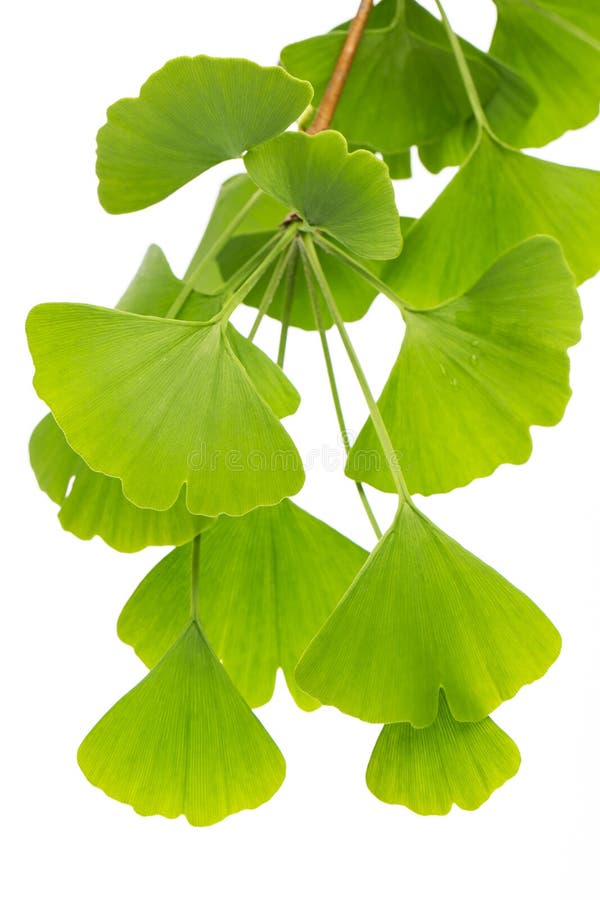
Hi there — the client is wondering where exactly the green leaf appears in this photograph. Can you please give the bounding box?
[244,131,401,260]
[295,503,561,727]
[30,414,213,553]
[280,0,498,154]
[383,150,412,180]
[366,693,521,815]
[78,621,285,826]
[116,243,222,320]
[386,131,600,307]
[347,237,582,496]
[113,244,297,414]
[97,56,313,213]
[491,0,600,146]
[26,303,304,516]
[118,500,368,711]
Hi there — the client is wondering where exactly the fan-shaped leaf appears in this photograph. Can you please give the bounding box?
[491,0,600,146]
[113,242,298,416]
[118,500,368,710]
[295,503,561,727]
[26,304,304,516]
[97,56,313,213]
[30,414,213,552]
[386,131,600,306]
[347,237,581,496]
[280,0,498,154]
[244,131,401,260]
[366,693,521,815]
[78,622,285,826]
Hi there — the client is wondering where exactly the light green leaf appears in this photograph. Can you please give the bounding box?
[366,693,521,815]
[347,237,582,496]
[114,244,296,413]
[386,131,600,306]
[244,131,401,259]
[97,56,313,213]
[118,500,368,711]
[491,0,600,146]
[226,324,300,419]
[30,414,213,552]
[280,0,498,154]
[78,621,285,826]
[26,304,304,516]
[295,503,561,727]
[116,244,222,320]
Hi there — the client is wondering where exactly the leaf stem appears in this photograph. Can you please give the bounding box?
[300,243,382,539]
[218,226,297,322]
[303,234,412,507]
[433,0,489,130]
[306,0,373,134]
[247,242,296,341]
[167,189,262,319]
[191,533,202,623]
[312,233,409,309]
[277,243,299,367]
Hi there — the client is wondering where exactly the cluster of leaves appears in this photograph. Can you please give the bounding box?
[26,0,599,824]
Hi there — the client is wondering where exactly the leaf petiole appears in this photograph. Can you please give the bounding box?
[302,233,413,507]
[247,241,297,341]
[434,0,490,133]
[218,225,298,323]
[277,243,299,367]
[190,533,201,623]
[312,232,408,309]
[300,242,382,539]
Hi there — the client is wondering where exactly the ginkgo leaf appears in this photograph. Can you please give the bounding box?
[244,131,401,259]
[118,499,368,710]
[30,414,213,552]
[97,56,313,213]
[386,130,600,306]
[280,0,498,154]
[26,303,304,516]
[78,621,285,826]
[295,502,561,727]
[491,0,600,146]
[116,244,222,320]
[114,243,298,415]
[347,237,582,496]
[366,693,521,815]
[383,150,412,180]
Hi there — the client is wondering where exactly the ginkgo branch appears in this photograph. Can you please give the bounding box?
[306,0,373,134]
[300,242,383,539]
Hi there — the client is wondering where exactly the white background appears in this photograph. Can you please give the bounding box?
[3,1,599,897]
